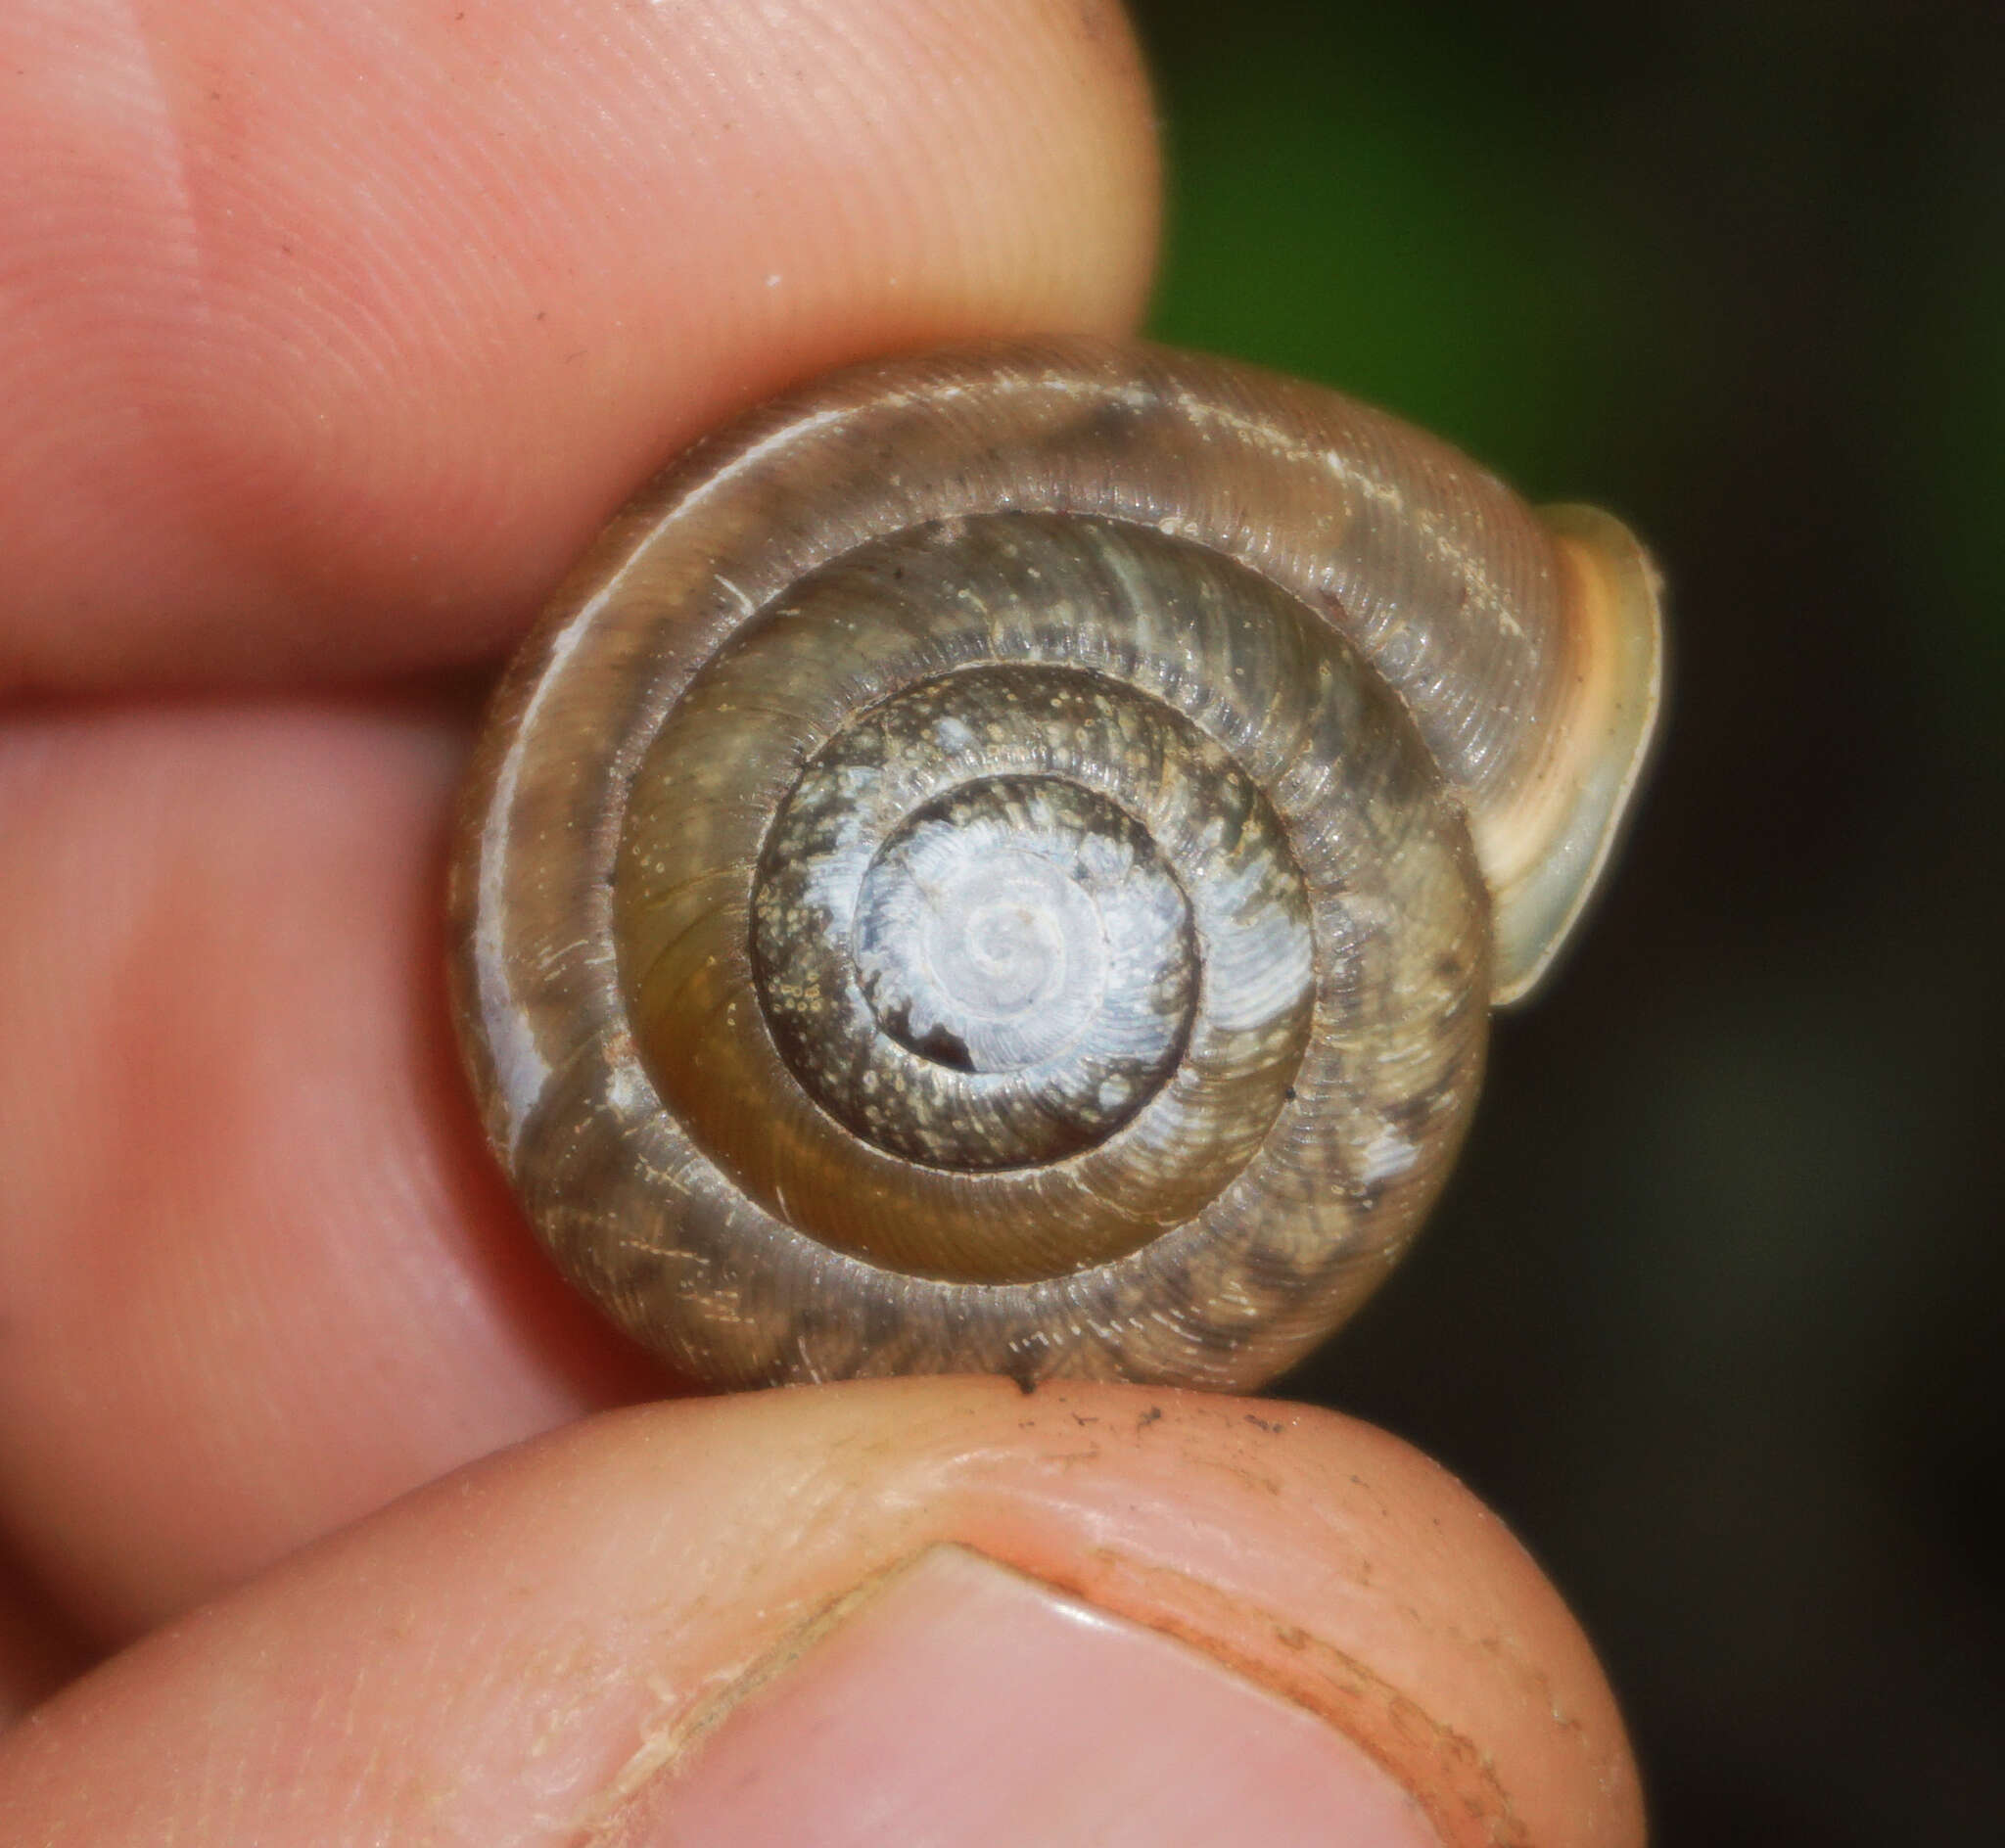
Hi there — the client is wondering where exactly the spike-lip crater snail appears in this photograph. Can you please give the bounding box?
[449,340,1662,1392]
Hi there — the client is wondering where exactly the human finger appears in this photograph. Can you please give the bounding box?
[0,697,658,1642]
[0,1382,1644,1847]
[0,0,1156,691]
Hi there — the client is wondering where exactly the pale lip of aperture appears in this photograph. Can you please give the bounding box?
[1478,502,1667,1006]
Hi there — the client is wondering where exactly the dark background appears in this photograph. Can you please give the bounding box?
[1132,2,2003,1840]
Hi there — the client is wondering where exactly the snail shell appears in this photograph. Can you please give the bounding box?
[449,340,1661,1391]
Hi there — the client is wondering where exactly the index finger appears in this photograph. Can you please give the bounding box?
[0,0,1157,1645]
[0,0,1157,692]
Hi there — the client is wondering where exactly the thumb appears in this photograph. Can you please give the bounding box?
[0,1381,1642,1847]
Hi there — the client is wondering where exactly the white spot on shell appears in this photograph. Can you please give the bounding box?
[1359,1123,1419,1186]
[606,1062,646,1119]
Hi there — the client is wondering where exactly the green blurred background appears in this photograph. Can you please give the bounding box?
[1133,1,2002,1839]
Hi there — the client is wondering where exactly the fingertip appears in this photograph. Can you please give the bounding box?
[0,1384,1642,1846]
[1,0,1160,690]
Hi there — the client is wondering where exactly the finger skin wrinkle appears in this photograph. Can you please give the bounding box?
[0,2,204,625]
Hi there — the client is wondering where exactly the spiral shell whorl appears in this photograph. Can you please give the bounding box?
[757,735,1204,1172]
[618,511,1442,1291]
[450,340,1659,1388]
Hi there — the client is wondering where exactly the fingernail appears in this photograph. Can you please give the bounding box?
[639,1545,1440,1847]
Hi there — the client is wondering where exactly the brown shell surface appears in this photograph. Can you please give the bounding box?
[448,340,1661,1390]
